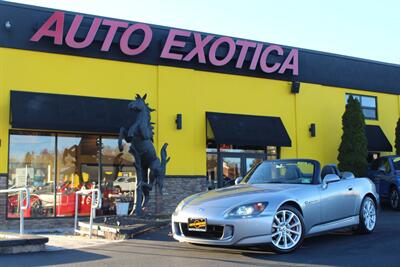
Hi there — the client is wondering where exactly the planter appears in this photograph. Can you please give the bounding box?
[116,202,130,216]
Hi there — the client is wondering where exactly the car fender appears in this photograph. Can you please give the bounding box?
[353,177,380,214]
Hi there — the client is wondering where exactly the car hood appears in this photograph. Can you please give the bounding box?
[183,183,304,209]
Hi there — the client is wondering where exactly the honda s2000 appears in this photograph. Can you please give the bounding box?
[172,159,379,253]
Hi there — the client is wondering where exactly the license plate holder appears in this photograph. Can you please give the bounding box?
[188,218,207,232]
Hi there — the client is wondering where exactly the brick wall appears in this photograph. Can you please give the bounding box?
[147,176,208,215]
[0,174,7,224]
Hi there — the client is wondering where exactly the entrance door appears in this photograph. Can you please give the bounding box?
[206,146,278,190]
[220,156,242,187]
[218,153,265,188]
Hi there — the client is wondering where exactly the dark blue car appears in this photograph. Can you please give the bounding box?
[368,156,400,210]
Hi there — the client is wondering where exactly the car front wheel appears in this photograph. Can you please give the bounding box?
[390,187,400,210]
[270,205,305,253]
[357,196,377,234]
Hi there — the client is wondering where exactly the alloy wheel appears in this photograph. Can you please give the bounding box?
[363,198,376,231]
[271,210,302,250]
[390,189,399,209]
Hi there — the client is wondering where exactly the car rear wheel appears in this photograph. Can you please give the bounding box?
[270,205,305,253]
[390,187,400,210]
[357,196,377,234]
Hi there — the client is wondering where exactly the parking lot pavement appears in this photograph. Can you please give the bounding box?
[1,207,400,267]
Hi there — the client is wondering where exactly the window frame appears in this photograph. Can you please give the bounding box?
[6,130,123,220]
[345,93,378,120]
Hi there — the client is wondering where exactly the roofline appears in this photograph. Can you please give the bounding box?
[3,0,399,69]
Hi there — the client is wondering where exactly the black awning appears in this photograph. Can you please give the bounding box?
[365,125,392,152]
[206,112,291,147]
[10,91,133,134]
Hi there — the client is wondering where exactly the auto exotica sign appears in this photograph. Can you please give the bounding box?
[31,11,299,76]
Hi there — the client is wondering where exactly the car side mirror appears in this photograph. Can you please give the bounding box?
[234,177,243,185]
[322,174,340,189]
[341,171,355,180]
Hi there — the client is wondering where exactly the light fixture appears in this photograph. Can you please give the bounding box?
[176,114,182,130]
[291,81,300,94]
[309,123,316,137]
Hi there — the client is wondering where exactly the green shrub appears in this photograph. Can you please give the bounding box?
[337,96,368,176]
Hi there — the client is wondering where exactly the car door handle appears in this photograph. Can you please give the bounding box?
[348,187,353,191]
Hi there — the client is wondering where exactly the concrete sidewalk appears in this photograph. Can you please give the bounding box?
[5,228,123,252]
[44,232,123,251]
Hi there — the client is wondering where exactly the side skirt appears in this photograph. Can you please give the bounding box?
[306,216,359,236]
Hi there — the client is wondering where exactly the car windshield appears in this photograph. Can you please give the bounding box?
[242,160,316,185]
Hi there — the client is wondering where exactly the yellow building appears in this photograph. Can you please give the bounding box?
[0,2,398,226]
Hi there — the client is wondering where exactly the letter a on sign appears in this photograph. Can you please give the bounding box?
[31,11,65,45]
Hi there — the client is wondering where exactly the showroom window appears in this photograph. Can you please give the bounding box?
[8,132,56,218]
[346,94,377,120]
[8,131,135,219]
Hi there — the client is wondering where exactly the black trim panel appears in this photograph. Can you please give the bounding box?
[0,2,399,94]
[10,91,133,134]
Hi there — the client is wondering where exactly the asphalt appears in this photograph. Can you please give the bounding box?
[1,206,400,267]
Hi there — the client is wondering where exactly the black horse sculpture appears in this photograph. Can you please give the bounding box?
[118,93,170,216]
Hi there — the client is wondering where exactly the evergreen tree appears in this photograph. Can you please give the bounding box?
[395,118,400,155]
[337,96,368,176]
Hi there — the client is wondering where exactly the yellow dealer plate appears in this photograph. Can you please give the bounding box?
[188,218,207,232]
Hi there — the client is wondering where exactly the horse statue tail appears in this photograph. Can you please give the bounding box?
[157,143,170,193]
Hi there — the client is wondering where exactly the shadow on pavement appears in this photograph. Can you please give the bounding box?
[128,208,400,267]
[0,249,111,267]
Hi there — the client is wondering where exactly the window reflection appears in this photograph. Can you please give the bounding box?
[101,137,135,215]
[56,135,99,217]
[222,157,241,186]
[8,133,55,218]
[206,145,278,189]
[206,154,217,190]
[8,131,138,218]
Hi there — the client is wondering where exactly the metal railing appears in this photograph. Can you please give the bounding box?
[74,188,102,239]
[0,187,30,235]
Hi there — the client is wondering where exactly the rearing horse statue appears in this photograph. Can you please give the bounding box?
[118,93,170,216]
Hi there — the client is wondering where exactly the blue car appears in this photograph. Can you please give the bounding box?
[368,156,400,210]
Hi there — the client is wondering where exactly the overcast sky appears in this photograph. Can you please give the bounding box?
[5,0,400,64]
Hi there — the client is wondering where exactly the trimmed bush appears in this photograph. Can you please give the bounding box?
[337,96,368,176]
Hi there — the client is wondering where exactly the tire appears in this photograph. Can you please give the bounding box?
[389,187,400,210]
[270,205,305,253]
[357,196,377,234]
[30,199,43,217]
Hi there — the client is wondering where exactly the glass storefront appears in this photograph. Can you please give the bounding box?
[8,132,55,218]
[206,144,278,190]
[56,134,99,217]
[8,131,135,218]
[101,137,135,215]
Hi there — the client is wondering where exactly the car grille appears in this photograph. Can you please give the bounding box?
[179,223,224,240]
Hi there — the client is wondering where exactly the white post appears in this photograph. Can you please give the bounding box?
[25,165,28,187]
[19,190,24,235]
[89,190,95,239]
[74,192,79,233]
[0,187,29,236]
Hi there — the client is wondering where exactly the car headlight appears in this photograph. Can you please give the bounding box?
[226,202,268,218]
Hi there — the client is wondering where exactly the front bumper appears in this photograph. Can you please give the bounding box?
[171,209,274,246]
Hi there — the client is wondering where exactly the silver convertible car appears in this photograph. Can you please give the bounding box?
[172,159,379,253]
